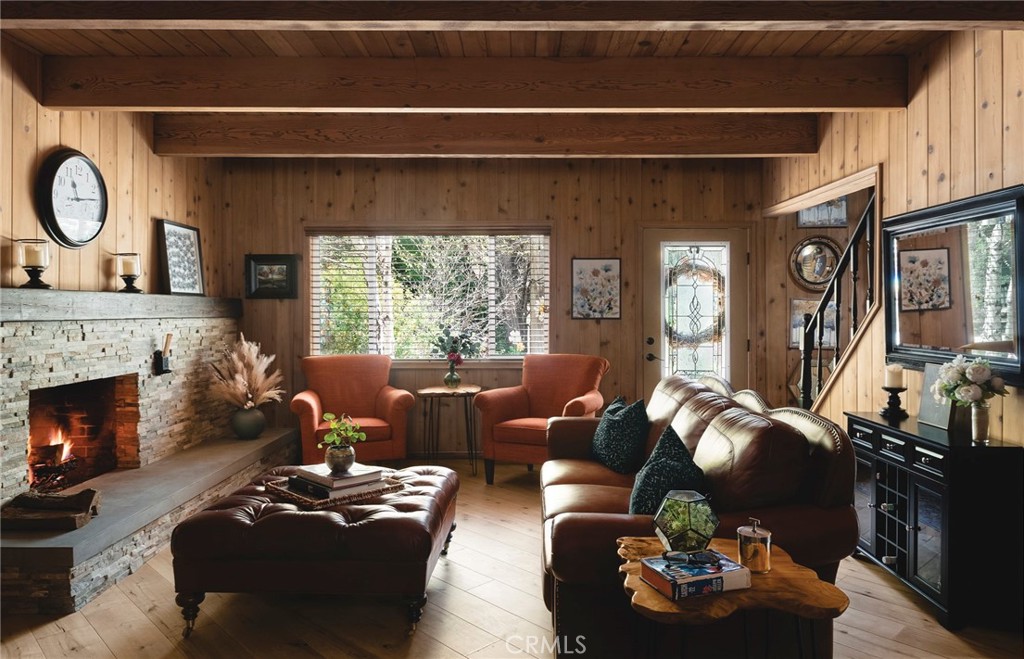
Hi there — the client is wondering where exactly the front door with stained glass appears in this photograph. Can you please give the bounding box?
[642,228,749,396]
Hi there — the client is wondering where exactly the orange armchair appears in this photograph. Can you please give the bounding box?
[475,354,610,484]
[290,355,415,465]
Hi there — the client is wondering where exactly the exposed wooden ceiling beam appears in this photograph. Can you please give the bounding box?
[4,1,1022,31]
[153,112,818,157]
[43,56,906,113]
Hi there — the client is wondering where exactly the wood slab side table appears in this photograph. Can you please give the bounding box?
[417,384,482,474]
[618,537,849,657]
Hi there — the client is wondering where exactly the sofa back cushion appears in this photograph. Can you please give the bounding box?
[767,407,855,508]
[643,376,713,454]
[669,391,742,454]
[692,408,809,512]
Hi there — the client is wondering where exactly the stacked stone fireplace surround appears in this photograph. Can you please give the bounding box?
[1,290,297,614]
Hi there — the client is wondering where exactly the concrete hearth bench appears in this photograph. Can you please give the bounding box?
[170,464,459,637]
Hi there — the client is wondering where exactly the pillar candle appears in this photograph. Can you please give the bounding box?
[120,254,139,276]
[23,245,45,267]
[884,364,904,388]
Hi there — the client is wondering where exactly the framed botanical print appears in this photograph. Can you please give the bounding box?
[245,254,299,299]
[156,219,204,296]
[572,258,621,319]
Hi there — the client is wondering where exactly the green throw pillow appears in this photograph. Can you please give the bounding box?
[629,426,707,515]
[591,397,649,474]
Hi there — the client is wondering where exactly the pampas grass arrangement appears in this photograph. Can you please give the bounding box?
[210,333,285,409]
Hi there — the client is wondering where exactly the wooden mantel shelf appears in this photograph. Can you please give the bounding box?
[0,288,241,322]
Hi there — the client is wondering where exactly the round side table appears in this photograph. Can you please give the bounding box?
[416,384,482,474]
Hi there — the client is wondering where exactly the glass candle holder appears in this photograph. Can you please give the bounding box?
[116,252,143,293]
[16,238,52,289]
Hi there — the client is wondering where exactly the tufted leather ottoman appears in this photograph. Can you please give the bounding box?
[170,465,459,637]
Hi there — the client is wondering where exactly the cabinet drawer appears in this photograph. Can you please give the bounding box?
[879,433,907,462]
[913,445,946,480]
[849,422,877,451]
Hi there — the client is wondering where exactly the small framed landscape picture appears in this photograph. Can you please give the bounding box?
[156,219,204,296]
[245,254,299,299]
[572,258,621,319]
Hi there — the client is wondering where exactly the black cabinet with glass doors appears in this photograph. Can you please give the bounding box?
[845,412,1022,630]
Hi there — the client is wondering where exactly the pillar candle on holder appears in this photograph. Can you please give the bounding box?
[22,244,46,267]
[884,364,904,388]
[118,253,140,276]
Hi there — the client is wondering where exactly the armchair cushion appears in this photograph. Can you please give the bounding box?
[493,417,549,445]
[590,397,649,474]
[628,426,707,514]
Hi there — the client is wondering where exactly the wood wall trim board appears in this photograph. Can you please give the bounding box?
[40,56,907,113]
[4,1,1022,31]
[0,288,242,322]
[762,165,880,217]
[809,303,882,415]
[153,112,819,158]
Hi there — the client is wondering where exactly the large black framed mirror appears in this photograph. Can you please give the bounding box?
[883,184,1023,386]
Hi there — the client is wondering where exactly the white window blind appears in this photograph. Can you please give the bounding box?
[310,233,550,358]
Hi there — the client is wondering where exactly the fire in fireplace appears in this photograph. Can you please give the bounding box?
[27,375,140,492]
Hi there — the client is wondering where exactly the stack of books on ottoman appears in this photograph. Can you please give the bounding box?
[268,463,403,509]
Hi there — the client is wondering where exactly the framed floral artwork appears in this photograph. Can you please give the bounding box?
[899,248,951,311]
[572,258,621,319]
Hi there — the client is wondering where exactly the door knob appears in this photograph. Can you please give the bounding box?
[645,353,660,362]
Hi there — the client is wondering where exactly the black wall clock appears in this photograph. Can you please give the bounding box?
[35,148,108,248]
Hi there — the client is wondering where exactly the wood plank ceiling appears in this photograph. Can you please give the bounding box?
[3,1,1021,158]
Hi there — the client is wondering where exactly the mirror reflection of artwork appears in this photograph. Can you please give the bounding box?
[899,248,951,311]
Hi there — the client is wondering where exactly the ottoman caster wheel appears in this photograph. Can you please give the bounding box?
[407,594,427,635]
[175,592,205,639]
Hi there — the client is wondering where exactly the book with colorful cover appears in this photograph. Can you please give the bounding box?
[294,462,383,489]
[639,550,751,601]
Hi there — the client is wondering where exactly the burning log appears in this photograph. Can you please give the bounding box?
[30,454,79,492]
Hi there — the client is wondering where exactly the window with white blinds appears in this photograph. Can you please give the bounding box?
[309,233,550,358]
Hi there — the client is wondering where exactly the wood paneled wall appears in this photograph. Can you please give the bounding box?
[762,30,1023,444]
[217,158,764,451]
[1,41,222,295]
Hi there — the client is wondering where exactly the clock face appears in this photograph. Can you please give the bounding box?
[36,149,108,248]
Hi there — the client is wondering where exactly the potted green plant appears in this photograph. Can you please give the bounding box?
[317,412,367,472]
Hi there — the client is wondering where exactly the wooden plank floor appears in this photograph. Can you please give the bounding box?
[2,460,1021,658]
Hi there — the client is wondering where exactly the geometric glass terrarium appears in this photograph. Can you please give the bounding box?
[653,489,720,552]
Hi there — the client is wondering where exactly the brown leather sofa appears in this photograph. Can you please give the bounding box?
[540,374,857,656]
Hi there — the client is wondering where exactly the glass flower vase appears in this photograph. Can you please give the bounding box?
[971,401,990,444]
[444,363,461,388]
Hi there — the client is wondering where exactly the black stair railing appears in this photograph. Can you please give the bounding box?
[800,191,876,409]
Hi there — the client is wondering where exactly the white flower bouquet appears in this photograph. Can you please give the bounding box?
[930,355,1008,407]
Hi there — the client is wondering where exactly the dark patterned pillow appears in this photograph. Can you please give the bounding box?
[646,423,692,464]
[629,426,707,515]
[591,398,649,474]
